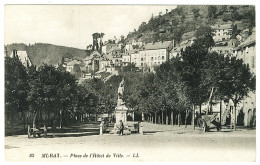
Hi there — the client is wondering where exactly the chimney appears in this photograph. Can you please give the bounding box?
[172,39,175,47]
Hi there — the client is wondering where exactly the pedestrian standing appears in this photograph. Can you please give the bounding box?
[119,120,124,136]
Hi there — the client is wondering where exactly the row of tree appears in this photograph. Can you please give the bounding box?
[5,56,99,135]
[122,29,255,128]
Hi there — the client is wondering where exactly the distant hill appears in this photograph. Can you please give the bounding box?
[5,43,90,67]
[125,5,255,44]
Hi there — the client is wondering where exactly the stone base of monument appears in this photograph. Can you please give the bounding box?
[108,123,131,135]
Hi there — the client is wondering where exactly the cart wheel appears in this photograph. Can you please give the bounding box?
[197,118,202,128]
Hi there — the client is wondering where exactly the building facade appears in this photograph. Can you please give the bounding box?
[122,54,130,66]
[139,41,173,71]
[234,32,256,127]
[130,52,140,68]
[211,24,232,43]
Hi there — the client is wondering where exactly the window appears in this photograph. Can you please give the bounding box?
[162,56,165,60]
[141,58,143,61]
[151,57,154,61]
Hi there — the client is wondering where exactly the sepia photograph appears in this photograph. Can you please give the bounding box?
[3,1,257,162]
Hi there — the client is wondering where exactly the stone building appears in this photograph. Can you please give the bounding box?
[139,40,173,72]
[234,32,256,127]
[211,24,232,43]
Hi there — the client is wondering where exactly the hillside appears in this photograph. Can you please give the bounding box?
[5,43,90,67]
[125,5,255,44]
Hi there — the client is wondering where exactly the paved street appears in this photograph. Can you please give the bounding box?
[5,122,256,161]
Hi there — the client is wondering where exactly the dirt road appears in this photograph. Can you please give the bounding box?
[5,122,256,161]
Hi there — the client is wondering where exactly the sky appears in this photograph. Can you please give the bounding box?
[4,5,177,49]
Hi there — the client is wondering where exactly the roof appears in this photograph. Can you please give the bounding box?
[83,50,101,61]
[181,31,195,41]
[67,60,81,66]
[171,46,181,52]
[83,56,90,61]
[107,46,121,54]
[210,46,234,51]
[106,54,113,60]
[126,49,138,55]
[211,24,232,30]
[141,37,154,44]
[142,41,172,50]
[179,37,195,47]
[113,53,123,58]
[236,33,256,50]
[90,51,102,59]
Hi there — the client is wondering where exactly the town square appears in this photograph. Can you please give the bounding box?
[3,4,256,162]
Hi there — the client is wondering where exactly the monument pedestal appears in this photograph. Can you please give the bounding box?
[110,105,131,135]
[115,105,128,124]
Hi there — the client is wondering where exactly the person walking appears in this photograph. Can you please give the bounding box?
[119,120,124,136]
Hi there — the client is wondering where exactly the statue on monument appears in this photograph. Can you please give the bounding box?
[117,78,125,107]
[115,78,128,124]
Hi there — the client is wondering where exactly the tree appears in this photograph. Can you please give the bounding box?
[208,5,217,19]
[121,63,137,72]
[73,64,81,79]
[192,8,200,19]
[27,65,44,129]
[5,56,28,134]
[195,25,215,49]
[173,26,185,44]
[123,72,145,121]
[231,24,241,39]
[56,70,77,128]
[218,57,255,129]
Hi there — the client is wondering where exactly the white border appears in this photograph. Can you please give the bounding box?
[1,0,259,165]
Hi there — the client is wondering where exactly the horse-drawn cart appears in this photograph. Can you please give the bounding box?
[197,114,221,132]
